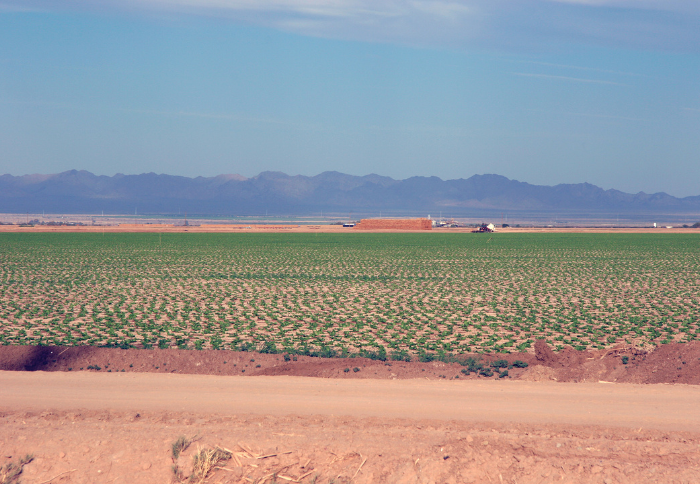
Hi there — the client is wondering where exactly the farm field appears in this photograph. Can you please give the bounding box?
[1,232,699,357]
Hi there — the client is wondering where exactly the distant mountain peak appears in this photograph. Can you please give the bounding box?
[0,170,697,217]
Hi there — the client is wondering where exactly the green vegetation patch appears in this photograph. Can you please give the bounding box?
[0,232,698,356]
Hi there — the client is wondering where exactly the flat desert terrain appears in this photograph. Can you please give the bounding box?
[2,370,700,484]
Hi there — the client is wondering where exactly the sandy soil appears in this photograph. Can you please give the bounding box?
[2,371,700,484]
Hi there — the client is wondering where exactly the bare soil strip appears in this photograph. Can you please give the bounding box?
[2,372,700,484]
[2,371,700,431]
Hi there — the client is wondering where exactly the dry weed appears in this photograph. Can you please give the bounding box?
[190,446,231,483]
[0,455,33,484]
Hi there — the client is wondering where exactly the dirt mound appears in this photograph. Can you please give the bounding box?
[525,341,700,384]
[617,341,700,384]
[535,339,594,369]
[1,341,700,384]
[534,339,557,365]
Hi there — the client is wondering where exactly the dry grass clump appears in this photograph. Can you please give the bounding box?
[0,455,33,484]
[190,446,231,483]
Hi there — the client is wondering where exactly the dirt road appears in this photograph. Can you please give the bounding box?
[2,371,700,431]
[2,371,700,483]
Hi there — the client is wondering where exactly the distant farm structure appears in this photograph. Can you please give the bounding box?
[353,218,433,231]
[472,223,496,233]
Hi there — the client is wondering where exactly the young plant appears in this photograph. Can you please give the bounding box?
[171,434,198,460]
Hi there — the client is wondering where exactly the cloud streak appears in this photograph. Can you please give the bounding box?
[548,0,699,14]
[2,0,699,51]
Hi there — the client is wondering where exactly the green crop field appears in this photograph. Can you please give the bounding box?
[1,232,698,357]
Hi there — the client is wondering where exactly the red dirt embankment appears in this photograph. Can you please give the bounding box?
[353,218,432,230]
[1,340,699,384]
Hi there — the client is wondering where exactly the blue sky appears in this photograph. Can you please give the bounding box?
[0,1,698,196]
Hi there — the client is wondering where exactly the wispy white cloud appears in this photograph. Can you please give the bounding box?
[28,0,693,16]
[71,0,465,23]
[409,0,472,18]
[142,0,404,18]
[3,0,699,51]
[547,0,700,14]
[512,72,628,86]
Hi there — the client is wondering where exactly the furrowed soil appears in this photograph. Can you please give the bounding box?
[2,342,700,483]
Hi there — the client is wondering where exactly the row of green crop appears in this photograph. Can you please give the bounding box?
[1,232,699,353]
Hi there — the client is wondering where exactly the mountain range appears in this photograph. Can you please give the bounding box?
[1,170,699,218]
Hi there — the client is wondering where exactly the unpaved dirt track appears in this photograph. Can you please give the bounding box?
[2,371,700,432]
[2,372,700,484]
